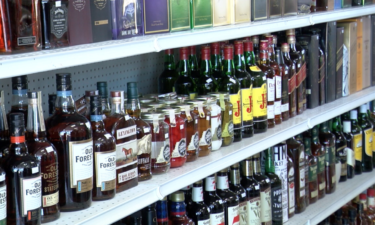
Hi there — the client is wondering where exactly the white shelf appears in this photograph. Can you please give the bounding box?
[285,170,375,225]
[1,5,375,78]
[43,86,375,225]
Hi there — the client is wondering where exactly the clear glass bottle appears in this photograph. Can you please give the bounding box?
[97,82,111,118]
[159,49,179,94]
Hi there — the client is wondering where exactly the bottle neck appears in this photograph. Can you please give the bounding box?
[269,44,276,61]
[234,54,245,71]
[111,98,124,114]
[90,114,105,131]
[253,156,262,175]
[200,59,212,77]
[211,54,222,71]
[288,41,297,51]
[331,119,341,133]
[222,59,234,77]
[0,100,8,134]
[189,54,199,71]
[178,59,191,77]
[170,201,186,216]
[282,51,291,60]
[26,98,46,138]
[359,112,368,121]
[205,175,217,192]
[164,54,176,70]
[11,89,28,106]
[244,50,256,66]
[242,159,254,177]
[56,90,76,113]
[192,184,204,202]
[10,126,28,155]
[320,122,328,133]
[127,98,141,118]
[217,172,229,190]
[229,168,241,185]
[259,51,270,66]
[265,150,275,173]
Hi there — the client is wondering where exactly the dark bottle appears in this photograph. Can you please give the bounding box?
[142,203,157,225]
[180,185,193,217]
[350,110,363,175]
[234,41,254,138]
[272,143,288,223]
[241,157,261,225]
[169,192,194,225]
[159,49,179,94]
[358,105,373,172]
[156,197,169,225]
[229,163,247,224]
[334,209,343,225]
[8,76,28,125]
[366,102,375,168]
[287,155,295,219]
[281,43,297,118]
[295,134,309,207]
[275,48,289,122]
[319,121,336,194]
[189,180,210,224]
[103,90,138,193]
[89,96,116,201]
[243,41,256,74]
[123,210,142,225]
[46,73,93,211]
[0,91,9,158]
[189,46,200,86]
[211,42,224,81]
[217,45,242,142]
[175,47,198,99]
[310,126,326,198]
[203,174,225,225]
[48,94,57,117]
[251,36,260,63]
[302,132,318,204]
[26,91,60,222]
[342,120,355,179]
[84,90,99,118]
[348,208,357,225]
[97,82,111,118]
[357,203,368,225]
[331,116,348,182]
[216,168,240,225]
[265,148,283,224]
[198,45,217,95]
[0,167,4,225]
[4,113,42,224]
[253,153,272,224]
[126,82,152,181]
[286,137,306,213]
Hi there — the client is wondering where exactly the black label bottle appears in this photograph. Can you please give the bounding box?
[229,163,247,225]
[204,174,225,225]
[273,143,288,223]
[159,49,179,94]
[141,203,157,225]
[350,110,363,175]
[319,121,336,194]
[358,105,373,172]
[287,155,295,219]
[189,180,210,224]
[275,48,289,122]
[342,120,355,179]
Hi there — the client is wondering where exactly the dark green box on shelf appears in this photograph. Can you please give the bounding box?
[191,0,213,29]
[169,0,191,32]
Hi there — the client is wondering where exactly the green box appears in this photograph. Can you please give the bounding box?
[191,0,213,29]
[170,0,191,32]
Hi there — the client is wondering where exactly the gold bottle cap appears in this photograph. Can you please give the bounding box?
[272,35,278,45]
[194,180,203,185]
[281,43,290,52]
[287,35,296,44]
[219,167,229,173]
[230,163,240,169]
[170,191,185,202]
[286,29,295,36]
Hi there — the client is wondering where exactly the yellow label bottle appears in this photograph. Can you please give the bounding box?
[241,85,253,122]
[365,128,373,157]
[252,83,267,118]
[353,133,363,162]
[230,91,241,125]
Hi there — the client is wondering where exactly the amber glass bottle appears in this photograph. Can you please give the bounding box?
[302,133,318,204]
[319,121,336,194]
[275,47,289,122]
[169,192,195,225]
[281,43,297,118]
[310,126,326,199]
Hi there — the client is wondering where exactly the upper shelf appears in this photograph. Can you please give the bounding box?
[1,5,375,79]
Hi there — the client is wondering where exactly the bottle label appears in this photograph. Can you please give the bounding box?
[275,76,282,99]
[222,121,234,137]
[325,145,336,165]
[308,164,317,182]
[94,150,116,191]
[274,101,281,116]
[116,138,137,168]
[353,133,362,162]
[117,125,137,140]
[0,186,5,220]
[21,176,42,219]
[253,84,267,118]
[273,144,288,223]
[69,139,93,193]
[267,77,275,101]
[288,73,296,94]
[288,167,295,214]
[241,87,253,122]
[198,219,210,225]
[299,151,305,190]
[318,154,325,174]
[43,191,59,208]
[247,196,261,225]
[217,175,229,189]
[118,167,138,184]
[205,176,216,191]
[212,119,222,142]
[365,128,373,157]
[188,132,199,150]
[271,187,283,222]
[311,189,318,198]
[72,0,86,11]
[151,141,170,163]
[227,205,240,225]
[41,158,58,207]
[239,201,247,225]
[267,105,274,119]
[210,212,225,225]
[373,131,375,152]
[200,129,212,146]
[346,147,355,167]
[281,103,289,113]
[137,134,152,155]
[230,92,241,125]
[260,187,272,224]
[172,138,187,158]
[50,4,68,39]
[192,186,204,202]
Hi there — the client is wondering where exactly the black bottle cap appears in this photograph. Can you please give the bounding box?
[90,96,102,116]
[56,73,72,91]
[27,91,38,99]
[357,203,364,212]
[127,82,138,101]
[9,113,25,136]
[97,82,108,98]
[12,75,28,90]
[48,94,57,115]
[348,208,357,218]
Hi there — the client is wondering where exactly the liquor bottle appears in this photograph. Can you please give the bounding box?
[89,96,116,201]
[181,185,193,216]
[127,82,152,180]
[211,42,224,81]
[198,45,217,95]
[104,90,138,193]
[286,137,306,213]
[358,105,373,171]
[217,45,242,142]
[159,49,179,94]
[319,121,336,194]
[359,194,373,223]
[175,47,198,99]
[84,90,99,118]
[0,167,4,224]
[331,116,348,182]
[142,203,157,225]
[204,174,225,225]
[189,180,210,224]
[281,43,297,118]
[8,76,29,125]
[229,163,247,224]
[253,153,272,224]
[302,132,318,204]
[310,126,326,199]
[97,82,111,118]
[234,41,254,138]
[357,203,371,225]
[265,148,283,224]
[244,40,256,74]
[366,103,375,168]
[4,113,42,224]
[251,36,260,63]
[216,168,240,225]
[48,94,57,117]
[272,143,288,222]
[189,46,200,86]
[26,91,60,222]
[46,73,93,211]
[266,36,282,125]
[123,210,142,224]
[156,197,169,225]
[295,134,309,207]
[275,47,289,122]
[287,155,295,219]
[0,91,9,158]
[342,121,355,179]
[350,110,363,175]
[169,192,194,225]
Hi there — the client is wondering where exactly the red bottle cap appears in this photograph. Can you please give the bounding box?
[260,40,268,51]
[110,91,122,97]
[360,193,367,200]
[189,46,196,55]
[179,47,189,60]
[165,49,173,54]
[211,42,220,55]
[223,45,233,60]
[234,41,243,55]
[243,41,253,52]
[85,90,99,97]
[201,45,211,60]
[368,189,375,197]
[266,36,274,46]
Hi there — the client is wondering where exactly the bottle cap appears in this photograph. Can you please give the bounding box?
[85,90,99,97]
[170,191,185,202]
[179,47,189,60]
[201,45,211,60]
[27,92,38,99]
[110,91,122,98]
[234,41,243,55]
[287,35,296,44]
[343,121,351,133]
[165,49,173,55]
[281,43,290,52]
[9,113,25,135]
[243,41,253,52]
[97,82,108,98]
[251,35,259,44]
[12,75,28,90]
[56,73,72,91]
[260,40,268,51]
[273,35,278,45]
[243,37,251,42]
[223,45,233,60]
[350,110,358,119]
[286,29,295,35]
[360,193,367,200]
[127,82,138,100]
[360,104,367,113]
[211,42,220,55]
[189,46,196,55]
[368,188,375,197]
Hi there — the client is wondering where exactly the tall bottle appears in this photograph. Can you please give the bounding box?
[229,163,247,225]
[302,133,318,204]
[84,90,99,118]
[156,197,169,225]
[175,47,198,99]
[319,121,336,194]
[48,94,57,117]
[342,120,355,179]
[234,41,254,138]
[189,46,200,86]
[103,90,138,193]
[180,185,193,216]
[251,36,260,63]
[358,105,373,171]
[281,43,297,118]
[203,174,225,225]
[97,81,111,118]
[217,45,242,142]
[159,49,179,94]
[4,113,42,224]
[89,96,116,201]
[198,45,217,95]
[310,126,326,199]
[253,153,272,224]
[169,192,194,225]
[366,102,375,168]
[275,48,289,122]
[350,110,363,175]
[188,180,210,224]
[331,116,348,182]
[46,73,93,211]
[0,91,9,158]
[211,42,224,81]
[295,134,309,207]
[8,76,29,125]
[287,155,295,219]
[26,91,60,222]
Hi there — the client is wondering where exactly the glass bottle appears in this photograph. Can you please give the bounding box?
[4,113,41,224]
[180,185,193,218]
[217,45,242,142]
[253,153,272,224]
[366,102,375,168]
[175,47,198,99]
[342,121,355,179]
[46,73,93,211]
[126,82,152,180]
[319,121,336,194]
[159,49,179,94]
[310,126,326,199]
[216,168,240,225]
[331,116,348,182]
[89,96,116,201]
[189,180,210,224]
[97,81,111,118]
[204,174,225,225]
[0,91,9,158]
[287,155,295,219]
[281,43,297,118]
[359,194,373,224]
[243,41,256,75]
[358,105,373,171]
[103,90,138,193]
[8,76,29,125]
[350,110,363,175]
[156,197,169,225]
[189,46,200,87]
[84,90,99,118]
[48,93,57,117]
[229,163,247,225]
[251,36,260,63]
[169,192,194,225]
[142,203,157,225]
[198,45,217,95]
[302,133,318,204]
[348,208,357,225]
[0,167,4,225]
[211,42,224,81]
[286,137,306,213]
[240,157,261,225]
[272,143,288,223]
[26,91,60,222]
[275,48,289,122]
[295,134,309,207]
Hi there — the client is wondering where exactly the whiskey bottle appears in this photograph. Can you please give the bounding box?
[46,73,93,211]
[104,90,138,192]
[234,41,254,138]
[181,185,193,215]
[4,113,41,224]
[319,121,336,194]
[175,47,198,99]
[272,143,288,223]
[189,46,200,86]
[287,155,295,219]
[350,110,363,175]
[241,157,261,225]
[159,49,179,94]
[295,134,309,207]
[0,91,9,158]
[169,192,194,225]
[8,76,29,125]
[156,197,169,225]
[0,167,5,224]
[253,153,272,224]
[331,116,348,182]
[204,174,225,225]
[229,163,247,224]
[265,148,283,224]
[286,137,306,213]
[281,43,297,118]
[127,82,152,181]
[366,103,375,168]
[26,91,60,222]
[302,133,318,204]
[198,45,217,95]
[48,94,57,117]
[275,47,289,122]
[211,42,224,81]
[97,82,111,118]
[310,125,326,199]
[251,36,260,63]
[342,121,355,179]
[141,203,157,225]
[216,168,240,225]
[358,105,373,171]
[188,180,210,224]
[89,96,116,201]
[84,90,99,119]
